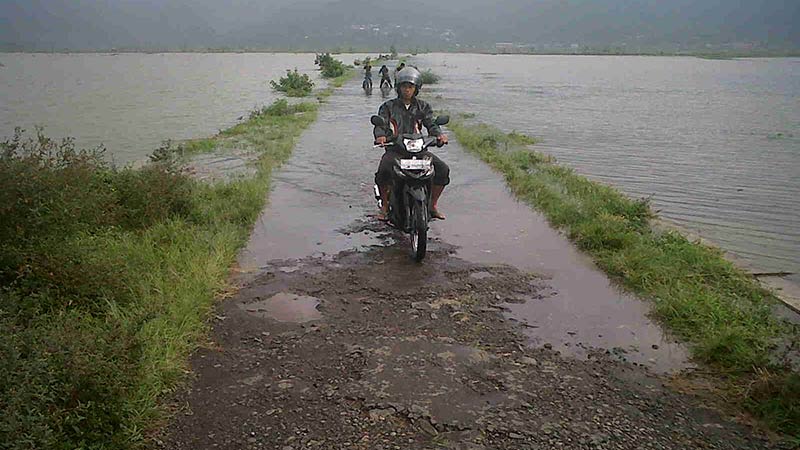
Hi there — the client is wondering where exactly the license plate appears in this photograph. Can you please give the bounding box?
[400,159,431,170]
[404,138,423,151]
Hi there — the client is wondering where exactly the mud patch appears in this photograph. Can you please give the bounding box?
[240,292,322,323]
[469,271,494,280]
[162,248,775,450]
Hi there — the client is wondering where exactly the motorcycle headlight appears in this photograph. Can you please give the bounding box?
[404,138,424,153]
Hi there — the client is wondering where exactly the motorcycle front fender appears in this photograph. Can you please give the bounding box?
[406,185,428,204]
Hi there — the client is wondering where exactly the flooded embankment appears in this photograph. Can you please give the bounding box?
[413,54,800,290]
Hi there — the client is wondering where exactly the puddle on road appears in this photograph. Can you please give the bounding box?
[230,80,692,373]
[231,87,399,271]
[431,139,693,374]
[502,298,691,373]
[241,293,322,323]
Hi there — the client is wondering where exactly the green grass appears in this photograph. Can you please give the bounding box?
[0,98,319,449]
[317,68,357,102]
[447,117,800,438]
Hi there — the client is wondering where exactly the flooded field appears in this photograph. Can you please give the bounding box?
[414,54,800,286]
[2,52,797,289]
[0,53,329,163]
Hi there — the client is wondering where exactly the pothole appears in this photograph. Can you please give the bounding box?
[241,292,322,323]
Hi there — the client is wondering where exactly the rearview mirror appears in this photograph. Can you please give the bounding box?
[434,115,450,126]
[371,115,386,127]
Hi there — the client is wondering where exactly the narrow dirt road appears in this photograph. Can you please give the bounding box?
[160,81,778,449]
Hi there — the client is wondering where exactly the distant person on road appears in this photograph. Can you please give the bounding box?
[363,62,373,89]
[379,64,392,88]
[373,67,449,221]
[393,62,405,85]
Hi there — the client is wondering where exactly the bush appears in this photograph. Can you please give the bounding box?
[0,128,194,304]
[420,69,440,84]
[269,68,314,97]
[0,310,136,449]
[315,53,348,78]
[321,59,347,78]
[0,103,322,448]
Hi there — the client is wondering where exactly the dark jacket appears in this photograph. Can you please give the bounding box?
[373,97,441,141]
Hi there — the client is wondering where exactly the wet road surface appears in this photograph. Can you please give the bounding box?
[239,80,689,373]
[159,80,780,449]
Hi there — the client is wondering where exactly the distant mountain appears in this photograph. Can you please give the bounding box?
[1,0,798,51]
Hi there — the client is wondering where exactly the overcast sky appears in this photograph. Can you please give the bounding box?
[1,0,798,50]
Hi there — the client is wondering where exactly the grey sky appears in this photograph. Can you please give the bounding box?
[1,0,797,51]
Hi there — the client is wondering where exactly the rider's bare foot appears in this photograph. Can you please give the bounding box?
[376,209,389,222]
[431,209,446,220]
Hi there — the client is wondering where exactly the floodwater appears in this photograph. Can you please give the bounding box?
[0,53,326,164]
[238,78,691,373]
[413,53,800,288]
[3,53,795,284]
[4,52,795,370]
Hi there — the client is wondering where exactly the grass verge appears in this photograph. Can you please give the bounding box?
[1,97,320,449]
[447,116,800,439]
[317,68,357,101]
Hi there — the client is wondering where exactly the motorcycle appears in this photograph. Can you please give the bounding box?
[362,76,373,94]
[371,114,449,261]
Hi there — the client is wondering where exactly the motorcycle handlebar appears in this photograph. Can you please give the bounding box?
[373,139,448,149]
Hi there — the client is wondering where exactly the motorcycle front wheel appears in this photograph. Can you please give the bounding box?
[410,202,428,262]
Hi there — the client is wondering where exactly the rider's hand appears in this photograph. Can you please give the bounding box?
[437,134,449,145]
[375,136,387,145]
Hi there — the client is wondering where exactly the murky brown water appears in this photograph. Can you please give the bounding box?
[412,53,800,290]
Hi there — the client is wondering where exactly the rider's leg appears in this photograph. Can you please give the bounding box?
[431,185,446,219]
[430,154,450,219]
[378,185,391,217]
[375,151,396,220]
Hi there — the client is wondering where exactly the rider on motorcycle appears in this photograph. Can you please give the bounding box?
[373,67,449,221]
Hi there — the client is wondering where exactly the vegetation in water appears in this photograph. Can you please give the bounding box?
[315,52,350,79]
[270,68,314,97]
[420,69,440,84]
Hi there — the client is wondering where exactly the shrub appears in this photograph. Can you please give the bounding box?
[420,69,440,84]
[321,59,347,78]
[315,53,348,78]
[0,129,194,303]
[270,68,314,97]
[0,310,136,449]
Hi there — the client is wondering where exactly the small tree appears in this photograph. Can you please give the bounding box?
[420,69,440,84]
[318,55,348,78]
[270,69,314,97]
